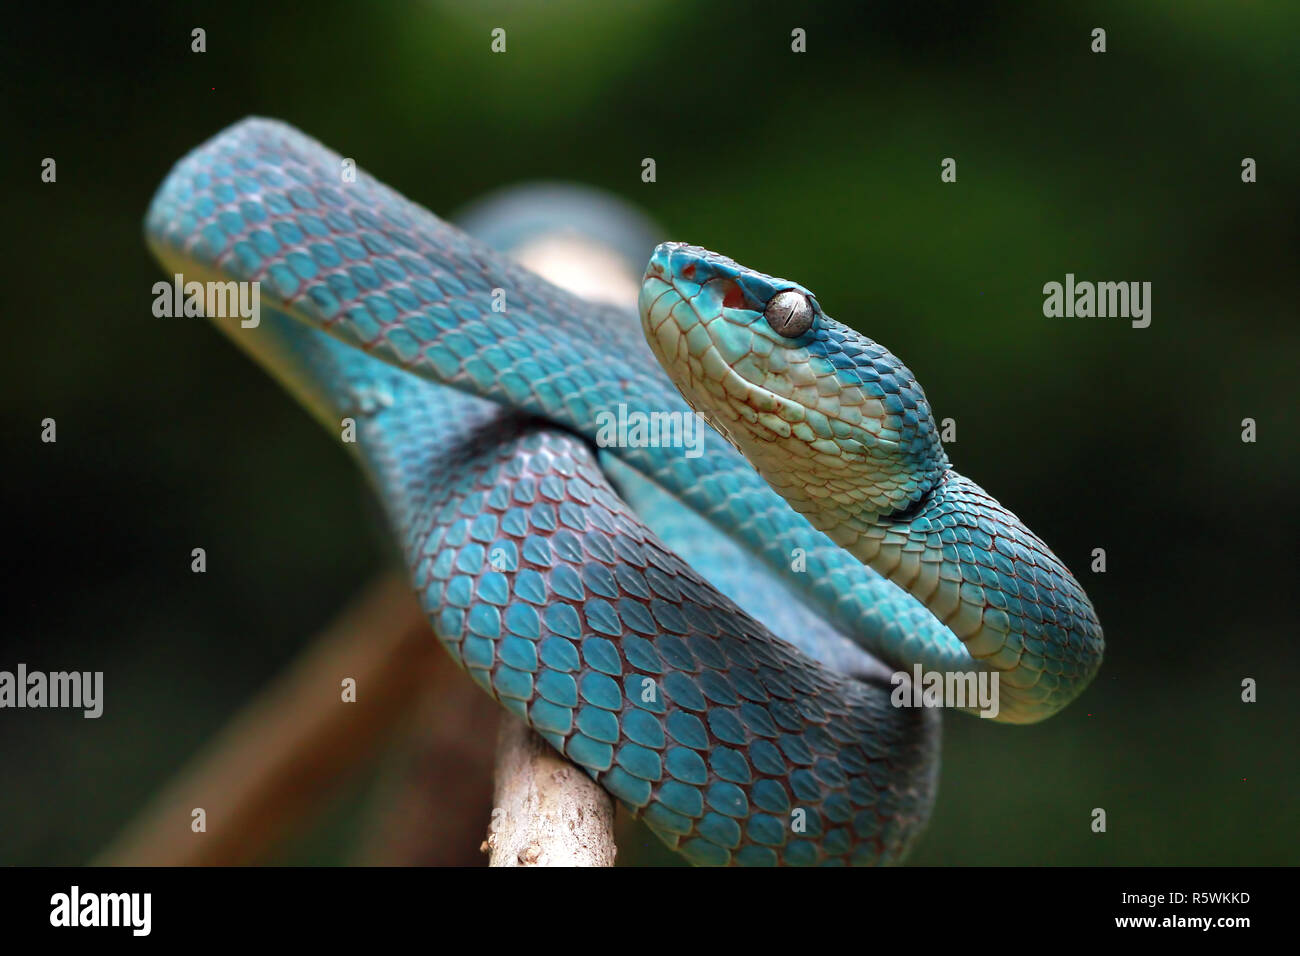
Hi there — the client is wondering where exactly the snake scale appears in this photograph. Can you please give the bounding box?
[145,119,1103,865]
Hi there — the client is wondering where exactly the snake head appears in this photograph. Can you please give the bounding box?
[639,242,948,521]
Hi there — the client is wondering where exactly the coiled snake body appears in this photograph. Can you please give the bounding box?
[146,119,1103,865]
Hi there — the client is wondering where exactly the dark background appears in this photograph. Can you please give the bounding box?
[3,0,1296,865]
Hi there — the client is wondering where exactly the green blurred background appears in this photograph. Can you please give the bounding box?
[3,0,1296,865]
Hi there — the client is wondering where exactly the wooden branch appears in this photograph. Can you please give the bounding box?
[96,573,439,866]
[483,717,617,867]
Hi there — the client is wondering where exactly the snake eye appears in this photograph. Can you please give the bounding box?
[763,290,814,338]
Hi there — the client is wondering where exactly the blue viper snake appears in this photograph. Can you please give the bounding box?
[145,119,1104,866]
